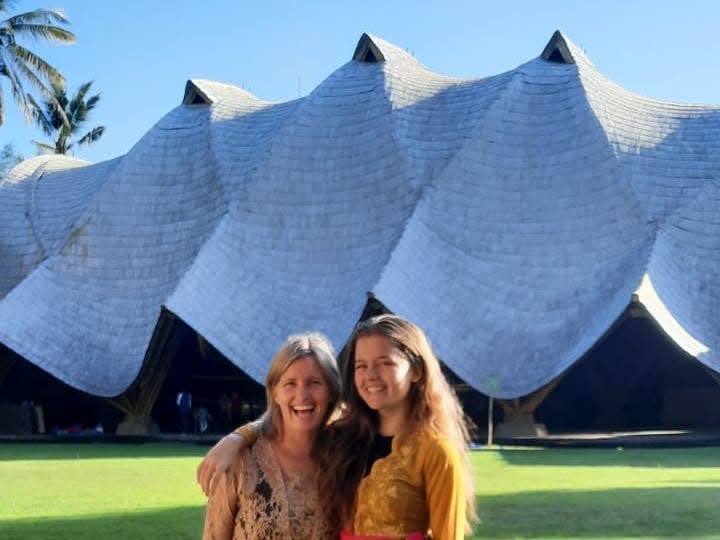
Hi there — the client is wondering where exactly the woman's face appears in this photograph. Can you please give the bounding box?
[272,355,331,436]
[353,334,418,418]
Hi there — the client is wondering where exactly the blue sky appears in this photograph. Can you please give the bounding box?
[3,0,720,163]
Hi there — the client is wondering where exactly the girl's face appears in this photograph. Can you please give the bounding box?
[272,355,330,436]
[353,334,419,419]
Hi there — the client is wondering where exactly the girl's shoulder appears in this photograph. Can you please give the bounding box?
[404,426,447,445]
[402,428,460,463]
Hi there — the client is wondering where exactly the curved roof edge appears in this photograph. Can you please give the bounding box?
[635,274,710,357]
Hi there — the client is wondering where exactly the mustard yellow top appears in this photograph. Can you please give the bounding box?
[352,428,465,540]
[231,424,466,539]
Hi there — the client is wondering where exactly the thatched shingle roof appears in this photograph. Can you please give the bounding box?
[1,32,718,398]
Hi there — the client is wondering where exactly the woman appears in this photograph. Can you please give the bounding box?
[202,332,340,540]
[199,315,475,539]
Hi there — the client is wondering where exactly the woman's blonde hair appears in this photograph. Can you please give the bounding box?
[261,332,341,440]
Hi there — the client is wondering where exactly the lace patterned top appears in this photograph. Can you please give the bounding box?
[203,435,333,540]
[352,429,465,540]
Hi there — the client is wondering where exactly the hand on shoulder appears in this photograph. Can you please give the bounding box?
[196,433,249,496]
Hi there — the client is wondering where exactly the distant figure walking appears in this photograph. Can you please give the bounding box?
[196,406,211,434]
[176,391,193,434]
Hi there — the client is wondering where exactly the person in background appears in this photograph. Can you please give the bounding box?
[176,390,192,434]
[196,405,212,434]
[202,332,340,540]
[198,315,475,540]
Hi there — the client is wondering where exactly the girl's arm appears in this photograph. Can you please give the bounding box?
[196,422,260,496]
[202,470,239,540]
[423,437,466,540]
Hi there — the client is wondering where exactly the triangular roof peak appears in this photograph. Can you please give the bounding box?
[540,30,576,64]
[353,33,386,63]
[182,79,214,105]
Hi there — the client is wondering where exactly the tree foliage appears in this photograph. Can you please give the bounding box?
[0,141,22,177]
[28,76,105,154]
[0,0,76,125]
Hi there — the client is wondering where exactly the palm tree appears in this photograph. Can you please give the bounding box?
[0,1,76,125]
[0,141,22,176]
[28,76,104,154]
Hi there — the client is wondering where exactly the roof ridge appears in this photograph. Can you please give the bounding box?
[540,30,592,67]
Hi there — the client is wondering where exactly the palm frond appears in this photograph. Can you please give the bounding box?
[24,74,105,153]
[1,48,32,122]
[7,8,73,28]
[48,73,65,93]
[0,5,76,126]
[31,139,56,154]
[26,92,54,135]
[74,80,92,98]
[1,142,23,163]
[8,45,69,126]
[45,77,68,129]
[77,125,105,146]
[8,43,64,82]
[85,93,101,110]
[71,104,87,126]
[8,22,76,44]
[69,82,91,113]
[68,83,100,130]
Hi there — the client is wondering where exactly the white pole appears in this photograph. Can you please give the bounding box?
[487,395,494,446]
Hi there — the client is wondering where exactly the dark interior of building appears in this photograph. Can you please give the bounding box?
[152,320,266,434]
[1,307,719,436]
[0,346,123,434]
[536,313,720,431]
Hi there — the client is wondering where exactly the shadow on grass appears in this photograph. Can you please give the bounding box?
[0,442,209,461]
[493,446,720,468]
[472,486,720,538]
[0,505,206,540]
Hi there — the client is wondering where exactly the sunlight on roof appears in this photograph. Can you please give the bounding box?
[635,274,709,356]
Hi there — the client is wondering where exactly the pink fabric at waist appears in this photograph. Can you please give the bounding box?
[340,531,425,540]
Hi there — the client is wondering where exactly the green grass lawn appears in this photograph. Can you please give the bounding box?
[474,446,720,539]
[0,442,719,539]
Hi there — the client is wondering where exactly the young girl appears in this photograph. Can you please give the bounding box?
[318,314,475,539]
[198,315,475,539]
